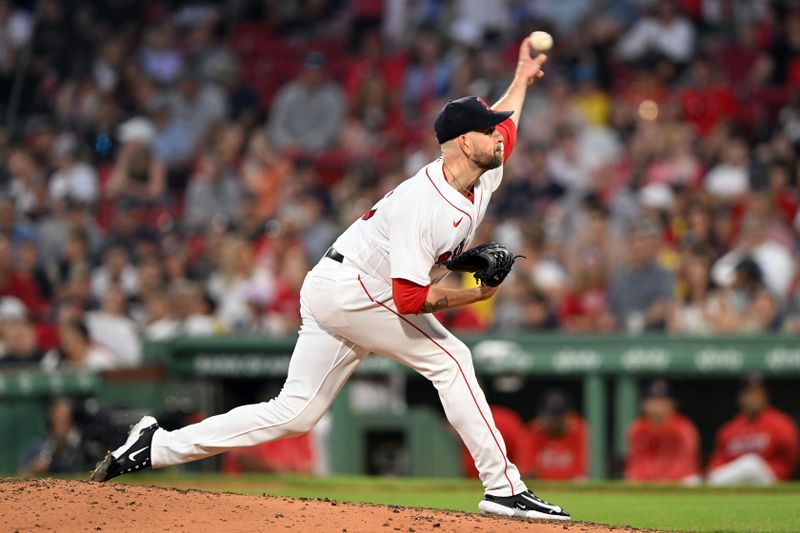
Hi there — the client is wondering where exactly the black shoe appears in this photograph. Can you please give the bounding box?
[478,489,570,521]
[90,416,159,482]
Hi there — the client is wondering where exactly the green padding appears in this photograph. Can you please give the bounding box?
[329,386,462,477]
[150,334,800,378]
[0,370,98,399]
[0,401,46,473]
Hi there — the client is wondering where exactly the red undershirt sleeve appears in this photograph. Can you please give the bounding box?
[496,118,517,163]
[392,277,431,315]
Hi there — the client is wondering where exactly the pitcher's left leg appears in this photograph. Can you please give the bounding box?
[340,280,522,495]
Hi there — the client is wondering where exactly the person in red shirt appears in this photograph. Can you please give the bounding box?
[0,235,45,318]
[527,390,588,481]
[625,380,701,484]
[707,374,799,485]
[678,58,738,137]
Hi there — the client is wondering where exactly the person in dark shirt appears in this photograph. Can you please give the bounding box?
[608,220,675,332]
[19,398,92,475]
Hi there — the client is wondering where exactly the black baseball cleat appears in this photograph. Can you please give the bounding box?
[90,416,159,482]
[478,489,570,521]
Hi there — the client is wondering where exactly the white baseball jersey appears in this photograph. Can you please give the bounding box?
[333,159,503,289]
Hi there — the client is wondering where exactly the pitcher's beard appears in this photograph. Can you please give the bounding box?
[474,149,503,170]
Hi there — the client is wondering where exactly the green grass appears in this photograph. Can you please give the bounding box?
[112,473,800,533]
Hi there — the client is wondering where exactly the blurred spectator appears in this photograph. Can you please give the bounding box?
[294,189,339,262]
[669,246,716,334]
[142,291,180,341]
[134,254,165,303]
[61,265,97,313]
[546,125,589,195]
[448,0,511,47]
[0,301,43,367]
[679,201,721,253]
[0,196,36,245]
[171,281,221,336]
[36,197,103,269]
[526,390,588,481]
[91,242,138,299]
[705,258,764,333]
[41,319,115,372]
[711,215,795,300]
[16,238,52,303]
[139,22,183,85]
[241,131,293,222]
[708,375,799,485]
[617,1,696,67]
[560,250,615,334]
[183,147,242,231]
[644,125,702,187]
[0,0,33,75]
[154,71,227,175]
[679,58,738,138]
[564,200,625,272]
[5,145,48,220]
[625,380,701,484]
[165,71,227,141]
[48,133,99,206]
[516,223,568,301]
[608,221,675,333]
[493,274,559,332]
[19,399,92,475]
[207,234,275,330]
[268,51,345,152]
[703,137,750,201]
[106,117,167,202]
[493,143,564,218]
[86,285,142,368]
[402,31,451,120]
[0,234,44,317]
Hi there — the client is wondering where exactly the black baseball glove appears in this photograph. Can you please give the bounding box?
[443,242,523,287]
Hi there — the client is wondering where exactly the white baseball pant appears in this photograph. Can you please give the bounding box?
[151,258,526,496]
[707,453,777,486]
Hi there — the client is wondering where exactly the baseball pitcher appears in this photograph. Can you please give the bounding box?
[91,38,569,521]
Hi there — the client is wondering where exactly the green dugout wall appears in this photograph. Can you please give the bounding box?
[2,334,800,477]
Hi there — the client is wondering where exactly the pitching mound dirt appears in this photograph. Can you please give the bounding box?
[1,478,640,532]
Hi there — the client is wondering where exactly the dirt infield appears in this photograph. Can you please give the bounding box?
[1,478,639,533]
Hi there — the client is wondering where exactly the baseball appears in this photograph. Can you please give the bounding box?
[529,31,553,52]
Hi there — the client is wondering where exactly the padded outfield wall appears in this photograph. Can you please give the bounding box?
[2,334,799,477]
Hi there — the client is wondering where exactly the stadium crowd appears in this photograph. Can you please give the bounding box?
[0,0,799,371]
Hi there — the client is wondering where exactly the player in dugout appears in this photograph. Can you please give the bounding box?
[707,374,798,485]
[527,390,588,481]
[90,37,570,521]
[625,380,701,484]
